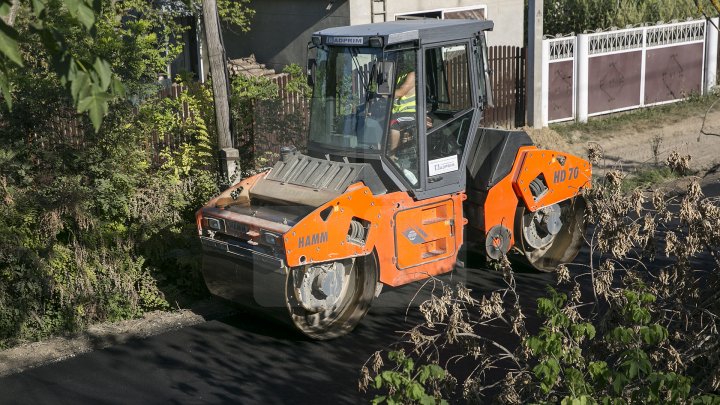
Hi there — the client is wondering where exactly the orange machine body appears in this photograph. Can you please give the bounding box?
[283,183,466,287]
[276,146,590,287]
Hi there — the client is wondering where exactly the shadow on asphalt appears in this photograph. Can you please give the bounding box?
[0,259,559,404]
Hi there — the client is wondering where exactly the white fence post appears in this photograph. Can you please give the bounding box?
[541,39,550,126]
[640,27,648,106]
[576,34,589,123]
[706,17,719,92]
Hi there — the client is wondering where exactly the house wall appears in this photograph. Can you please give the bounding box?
[349,0,524,47]
[222,0,523,71]
[223,0,351,72]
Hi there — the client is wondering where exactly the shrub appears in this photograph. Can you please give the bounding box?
[230,64,311,176]
[0,80,220,347]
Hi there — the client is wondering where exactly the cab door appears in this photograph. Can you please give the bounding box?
[415,40,481,200]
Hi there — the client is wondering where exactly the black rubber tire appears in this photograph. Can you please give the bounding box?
[285,252,378,340]
[514,197,587,272]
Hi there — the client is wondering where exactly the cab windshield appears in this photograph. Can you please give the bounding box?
[308,46,391,152]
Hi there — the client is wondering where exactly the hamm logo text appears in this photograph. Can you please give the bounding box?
[298,232,329,248]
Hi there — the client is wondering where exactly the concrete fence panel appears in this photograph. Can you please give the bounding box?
[542,18,715,125]
[543,37,576,123]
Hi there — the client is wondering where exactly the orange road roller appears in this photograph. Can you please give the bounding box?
[196,19,591,339]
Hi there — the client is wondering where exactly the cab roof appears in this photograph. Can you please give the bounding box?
[314,19,494,46]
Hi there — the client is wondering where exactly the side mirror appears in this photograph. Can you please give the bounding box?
[307,58,317,87]
[375,61,395,95]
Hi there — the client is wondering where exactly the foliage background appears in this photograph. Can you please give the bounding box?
[0,0,312,348]
[364,147,720,404]
[0,0,252,347]
[544,0,708,36]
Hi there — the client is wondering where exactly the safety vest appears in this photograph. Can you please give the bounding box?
[392,73,416,114]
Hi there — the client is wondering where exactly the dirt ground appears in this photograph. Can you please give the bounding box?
[2,102,719,378]
[526,104,720,173]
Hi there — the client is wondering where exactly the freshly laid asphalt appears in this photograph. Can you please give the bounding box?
[1,176,717,404]
[0,260,555,404]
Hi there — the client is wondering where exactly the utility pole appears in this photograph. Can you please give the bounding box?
[527,0,544,128]
[1,0,20,26]
[202,0,239,182]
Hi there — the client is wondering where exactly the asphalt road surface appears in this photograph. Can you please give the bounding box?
[1,176,717,404]
[0,260,558,404]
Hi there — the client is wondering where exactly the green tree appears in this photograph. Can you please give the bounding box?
[544,0,705,36]
[0,0,252,130]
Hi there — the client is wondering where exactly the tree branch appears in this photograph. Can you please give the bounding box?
[699,97,720,139]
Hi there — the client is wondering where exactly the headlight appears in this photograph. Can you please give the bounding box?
[262,231,280,245]
[204,217,225,232]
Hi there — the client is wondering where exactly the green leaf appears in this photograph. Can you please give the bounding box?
[418,366,430,384]
[0,23,23,66]
[403,357,414,374]
[640,293,656,304]
[612,373,629,395]
[407,383,423,400]
[0,2,9,17]
[110,77,125,97]
[92,58,112,90]
[0,70,11,109]
[607,327,634,345]
[427,364,445,379]
[71,70,90,102]
[64,0,96,30]
[588,361,609,383]
[77,87,112,131]
[371,395,387,405]
[419,395,437,405]
[30,0,45,16]
[585,323,596,340]
[627,360,639,379]
[692,394,720,404]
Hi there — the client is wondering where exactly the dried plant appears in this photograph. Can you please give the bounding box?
[363,159,720,403]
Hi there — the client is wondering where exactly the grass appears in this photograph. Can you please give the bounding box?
[552,92,720,142]
[620,166,681,192]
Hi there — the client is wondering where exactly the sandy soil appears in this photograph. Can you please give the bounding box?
[588,108,720,171]
[527,107,720,173]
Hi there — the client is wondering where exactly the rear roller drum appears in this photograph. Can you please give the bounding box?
[286,253,378,340]
[515,197,587,272]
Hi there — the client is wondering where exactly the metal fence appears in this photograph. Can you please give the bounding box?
[483,45,526,128]
[542,18,719,125]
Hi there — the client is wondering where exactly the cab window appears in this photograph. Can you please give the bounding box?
[424,44,474,171]
[384,49,420,187]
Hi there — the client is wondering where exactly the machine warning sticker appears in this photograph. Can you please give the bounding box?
[403,226,427,245]
[428,155,459,176]
[327,36,364,45]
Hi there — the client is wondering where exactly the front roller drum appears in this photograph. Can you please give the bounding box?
[514,197,587,272]
[286,253,378,340]
[201,238,376,339]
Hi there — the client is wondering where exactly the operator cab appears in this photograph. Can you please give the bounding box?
[307,19,494,200]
